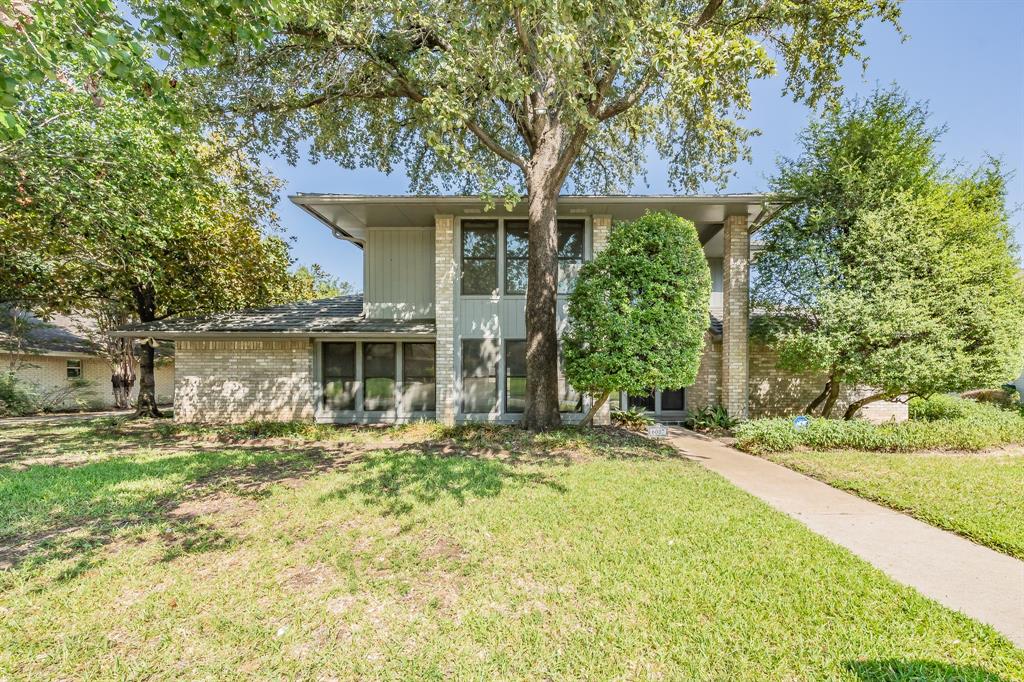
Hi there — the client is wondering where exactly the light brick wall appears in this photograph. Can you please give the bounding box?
[434,214,457,425]
[173,338,314,423]
[721,214,750,419]
[8,354,172,409]
[590,214,613,425]
[687,335,722,409]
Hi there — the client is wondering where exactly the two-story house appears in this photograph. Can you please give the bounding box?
[117,194,906,424]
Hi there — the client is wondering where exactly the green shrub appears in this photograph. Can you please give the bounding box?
[612,407,654,430]
[736,398,1024,454]
[685,404,738,431]
[0,372,40,417]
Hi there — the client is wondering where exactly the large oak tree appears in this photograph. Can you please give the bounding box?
[141,0,901,429]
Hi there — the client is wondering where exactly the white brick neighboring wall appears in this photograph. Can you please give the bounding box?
[173,339,314,423]
[434,214,457,425]
[8,354,174,409]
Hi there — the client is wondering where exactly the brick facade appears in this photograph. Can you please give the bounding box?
[721,214,750,419]
[434,214,457,425]
[10,353,174,409]
[174,339,314,423]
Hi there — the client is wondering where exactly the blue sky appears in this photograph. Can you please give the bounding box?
[266,0,1024,289]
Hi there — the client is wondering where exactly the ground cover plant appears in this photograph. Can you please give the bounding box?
[0,416,1021,679]
[735,396,1024,558]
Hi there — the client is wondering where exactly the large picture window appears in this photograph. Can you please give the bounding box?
[504,221,529,295]
[322,342,357,410]
[461,220,498,295]
[557,219,585,293]
[505,340,527,413]
[363,343,396,411]
[461,339,497,413]
[402,342,436,412]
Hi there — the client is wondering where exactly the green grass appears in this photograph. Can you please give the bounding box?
[0,418,1022,680]
[762,448,1024,560]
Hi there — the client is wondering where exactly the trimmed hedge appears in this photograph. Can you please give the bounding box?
[735,395,1024,454]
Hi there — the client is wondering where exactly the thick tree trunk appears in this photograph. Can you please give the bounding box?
[580,390,610,427]
[843,393,887,420]
[523,176,562,431]
[110,338,136,410]
[819,377,842,418]
[132,286,162,418]
[805,378,832,415]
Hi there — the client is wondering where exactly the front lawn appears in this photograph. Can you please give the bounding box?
[1,418,1022,680]
[761,448,1024,560]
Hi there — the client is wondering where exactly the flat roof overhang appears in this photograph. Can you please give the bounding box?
[290,193,776,247]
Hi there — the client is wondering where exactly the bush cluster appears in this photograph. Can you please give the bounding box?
[735,395,1024,454]
[0,373,39,417]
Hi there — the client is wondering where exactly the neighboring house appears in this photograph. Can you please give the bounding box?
[116,194,906,424]
[2,310,175,410]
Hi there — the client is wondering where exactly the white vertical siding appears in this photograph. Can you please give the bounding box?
[364,228,436,319]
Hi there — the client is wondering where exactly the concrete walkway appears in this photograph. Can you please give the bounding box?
[666,427,1024,648]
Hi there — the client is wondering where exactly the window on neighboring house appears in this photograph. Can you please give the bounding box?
[461,220,498,295]
[322,343,356,410]
[66,359,82,379]
[402,342,435,412]
[557,219,585,293]
[504,221,529,295]
[505,340,527,413]
[461,339,497,413]
[363,343,396,411]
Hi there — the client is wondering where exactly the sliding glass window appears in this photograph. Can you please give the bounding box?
[322,342,357,410]
[557,219,585,293]
[504,221,529,295]
[461,220,498,295]
[462,339,497,413]
[363,343,396,411]
[505,340,527,413]
[402,342,435,412]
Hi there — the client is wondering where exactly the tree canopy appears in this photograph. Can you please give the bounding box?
[754,90,1024,418]
[132,0,901,429]
[563,211,711,425]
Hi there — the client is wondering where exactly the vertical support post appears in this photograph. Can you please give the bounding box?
[591,214,613,426]
[722,213,750,420]
[434,214,457,425]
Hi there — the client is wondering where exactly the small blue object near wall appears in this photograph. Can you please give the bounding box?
[646,424,668,438]
[793,416,810,430]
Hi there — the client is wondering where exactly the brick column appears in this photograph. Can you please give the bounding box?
[722,213,750,420]
[434,214,457,425]
[590,214,613,426]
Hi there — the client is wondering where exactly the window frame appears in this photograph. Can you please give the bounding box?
[504,339,527,413]
[460,339,498,414]
[66,359,82,380]
[362,342,397,412]
[402,341,436,412]
[321,342,358,411]
[459,219,500,296]
[556,219,586,295]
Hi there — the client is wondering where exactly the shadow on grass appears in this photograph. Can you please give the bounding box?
[319,450,567,516]
[845,659,1012,681]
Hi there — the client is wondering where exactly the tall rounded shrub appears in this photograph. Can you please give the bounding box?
[563,211,711,425]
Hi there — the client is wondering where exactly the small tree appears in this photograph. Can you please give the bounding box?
[756,90,1024,418]
[563,212,711,426]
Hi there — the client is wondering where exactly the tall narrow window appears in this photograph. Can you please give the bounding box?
[461,339,497,413]
[461,220,498,295]
[557,219,585,293]
[504,220,529,295]
[402,342,435,412]
[322,343,356,410]
[505,340,527,413]
[363,343,396,411]
[558,351,582,413]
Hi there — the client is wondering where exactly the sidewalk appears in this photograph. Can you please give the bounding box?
[666,426,1024,648]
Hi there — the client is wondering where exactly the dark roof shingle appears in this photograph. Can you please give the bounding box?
[114,295,435,337]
